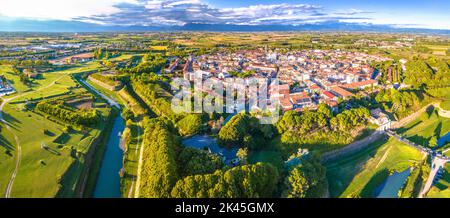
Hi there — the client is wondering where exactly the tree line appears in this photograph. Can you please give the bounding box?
[35,101,99,126]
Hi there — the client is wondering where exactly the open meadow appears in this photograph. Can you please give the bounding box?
[326,137,425,198]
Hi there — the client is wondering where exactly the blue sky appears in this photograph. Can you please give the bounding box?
[0,0,449,29]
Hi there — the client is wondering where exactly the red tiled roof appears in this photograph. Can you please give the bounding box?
[322,91,335,99]
[330,86,354,98]
[343,79,378,89]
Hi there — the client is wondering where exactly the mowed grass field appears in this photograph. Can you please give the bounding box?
[0,65,30,93]
[426,164,450,198]
[0,122,17,193]
[396,108,450,147]
[0,62,111,197]
[326,137,425,198]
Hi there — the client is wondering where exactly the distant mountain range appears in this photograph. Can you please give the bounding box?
[1,18,449,34]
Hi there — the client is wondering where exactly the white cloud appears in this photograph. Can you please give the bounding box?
[0,0,138,20]
[0,0,446,29]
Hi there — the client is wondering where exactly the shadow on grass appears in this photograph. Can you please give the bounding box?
[435,122,442,138]
[326,137,388,197]
[55,158,82,198]
[362,168,390,198]
[1,112,22,132]
[396,120,422,134]
[407,135,429,147]
[0,132,14,151]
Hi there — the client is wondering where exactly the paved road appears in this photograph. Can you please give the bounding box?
[419,157,449,198]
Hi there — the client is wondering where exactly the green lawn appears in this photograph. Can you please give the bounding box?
[326,137,425,198]
[396,108,450,147]
[0,62,112,197]
[426,164,450,198]
[0,65,30,93]
[248,150,284,172]
[441,101,450,111]
[120,121,144,197]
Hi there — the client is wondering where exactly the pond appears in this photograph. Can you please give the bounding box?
[375,168,411,198]
[182,134,238,165]
[93,115,125,198]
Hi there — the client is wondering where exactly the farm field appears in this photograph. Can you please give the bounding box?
[326,137,425,198]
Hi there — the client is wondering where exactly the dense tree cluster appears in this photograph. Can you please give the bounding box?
[218,113,249,146]
[282,157,328,198]
[218,113,276,149]
[276,105,370,155]
[375,89,426,118]
[177,147,224,177]
[404,58,449,89]
[171,162,279,198]
[126,53,167,74]
[93,48,120,60]
[131,78,182,122]
[35,101,99,126]
[139,120,179,198]
[330,108,370,132]
[177,114,202,136]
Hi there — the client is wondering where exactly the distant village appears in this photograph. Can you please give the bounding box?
[177,48,391,113]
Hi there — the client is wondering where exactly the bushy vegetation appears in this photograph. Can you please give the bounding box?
[282,157,328,198]
[275,105,370,155]
[131,74,182,122]
[125,53,167,74]
[139,120,179,198]
[177,114,203,136]
[177,147,224,177]
[170,162,279,198]
[89,73,119,87]
[35,101,99,126]
[218,113,249,146]
[404,58,449,89]
[375,88,428,119]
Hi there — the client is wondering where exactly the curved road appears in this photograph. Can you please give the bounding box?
[0,97,21,198]
[419,157,449,198]
[1,76,65,198]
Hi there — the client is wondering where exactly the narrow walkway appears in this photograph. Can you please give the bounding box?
[1,75,65,197]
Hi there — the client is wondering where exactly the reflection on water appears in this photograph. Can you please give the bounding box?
[93,116,125,198]
[375,168,411,198]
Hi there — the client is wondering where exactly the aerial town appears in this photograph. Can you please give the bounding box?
[0,6,450,218]
[181,49,389,112]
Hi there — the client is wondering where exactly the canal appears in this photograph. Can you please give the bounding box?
[93,115,125,198]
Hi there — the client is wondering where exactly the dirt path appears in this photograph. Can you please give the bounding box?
[127,122,143,198]
[134,122,145,198]
[375,147,391,169]
[1,75,65,198]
